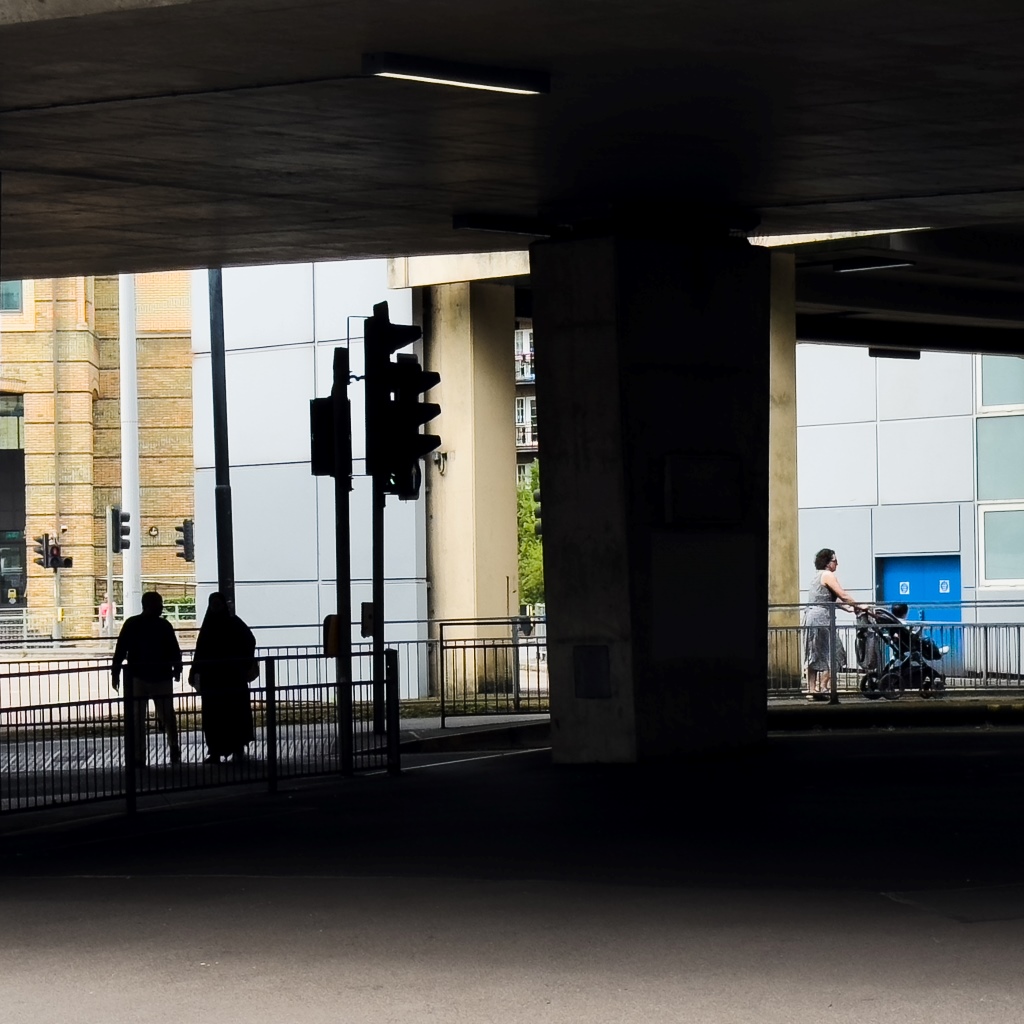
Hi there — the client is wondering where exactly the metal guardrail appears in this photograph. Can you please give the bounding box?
[0,650,400,815]
[437,617,548,727]
[769,602,1024,700]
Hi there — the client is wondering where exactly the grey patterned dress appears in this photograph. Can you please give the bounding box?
[804,570,846,672]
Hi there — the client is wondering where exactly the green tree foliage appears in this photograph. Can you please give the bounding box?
[517,461,545,607]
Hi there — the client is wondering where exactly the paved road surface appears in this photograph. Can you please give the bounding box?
[2,729,1024,1022]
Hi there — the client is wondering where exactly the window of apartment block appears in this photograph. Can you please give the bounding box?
[0,281,23,312]
[516,463,532,487]
[979,505,1024,584]
[515,396,538,446]
[515,328,534,381]
[979,355,1024,409]
[977,416,1024,500]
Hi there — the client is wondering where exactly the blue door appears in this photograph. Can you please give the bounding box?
[876,555,962,622]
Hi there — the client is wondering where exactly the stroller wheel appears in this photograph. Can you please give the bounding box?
[878,670,902,700]
[860,673,882,700]
[919,670,935,699]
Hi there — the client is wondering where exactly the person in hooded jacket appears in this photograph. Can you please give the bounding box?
[189,592,257,762]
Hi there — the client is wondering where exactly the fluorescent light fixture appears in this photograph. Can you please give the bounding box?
[363,53,549,95]
[752,227,930,247]
[832,257,915,273]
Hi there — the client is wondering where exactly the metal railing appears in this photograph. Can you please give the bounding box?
[1,649,400,815]
[438,617,548,726]
[768,601,1024,700]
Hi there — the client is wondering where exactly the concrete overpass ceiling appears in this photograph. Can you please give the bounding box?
[5,2,1024,277]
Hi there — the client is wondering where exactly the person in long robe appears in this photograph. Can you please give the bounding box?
[189,592,256,762]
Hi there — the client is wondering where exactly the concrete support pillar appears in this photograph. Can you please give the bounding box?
[767,252,802,684]
[424,281,518,652]
[531,233,772,762]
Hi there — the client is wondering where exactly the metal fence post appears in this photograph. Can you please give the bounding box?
[439,622,447,729]
[266,657,278,794]
[828,602,839,705]
[511,618,521,712]
[123,670,137,815]
[385,648,401,775]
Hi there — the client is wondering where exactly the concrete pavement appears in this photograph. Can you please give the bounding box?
[3,727,1024,1021]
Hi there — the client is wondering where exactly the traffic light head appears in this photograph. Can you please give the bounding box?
[32,533,49,568]
[47,543,71,570]
[175,518,195,562]
[386,354,441,500]
[110,505,131,553]
[364,301,424,482]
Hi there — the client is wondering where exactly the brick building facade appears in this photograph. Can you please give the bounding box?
[0,273,194,639]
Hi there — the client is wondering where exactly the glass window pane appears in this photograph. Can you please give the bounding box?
[984,509,1024,579]
[977,416,1024,500]
[0,281,22,312]
[981,355,1024,407]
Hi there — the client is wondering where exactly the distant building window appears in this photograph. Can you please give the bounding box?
[515,396,538,448]
[515,328,535,381]
[516,463,532,487]
[0,281,22,313]
[980,355,1024,409]
[0,394,25,450]
[979,506,1024,584]
[977,416,1024,500]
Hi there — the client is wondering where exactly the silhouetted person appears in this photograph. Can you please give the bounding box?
[112,590,183,766]
[189,592,256,763]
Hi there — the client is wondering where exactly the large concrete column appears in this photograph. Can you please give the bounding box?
[531,232,772,762]
[768,251,800,607]
[424,282,518,625]
[767,252,802,685]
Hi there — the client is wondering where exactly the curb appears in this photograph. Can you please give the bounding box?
[399,721,551,753]
[768,698,1024,731]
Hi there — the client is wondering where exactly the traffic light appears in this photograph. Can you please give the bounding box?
[110,505,131,553]
[48,542,72,570]
[32,533,49,568]
[364,300,422,483]
[388,353,441,500]
[533,490,542,537]
[175,518,195,562]
[363,301,442,501]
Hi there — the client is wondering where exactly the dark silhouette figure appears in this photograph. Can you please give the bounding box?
[112,590,183,766]
[189,592,256,763]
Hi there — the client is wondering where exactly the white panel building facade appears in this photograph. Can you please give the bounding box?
[797,344,1024,621]
[191,261,428,695]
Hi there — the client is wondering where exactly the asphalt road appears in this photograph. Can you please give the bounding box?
[2,730,1024,1022]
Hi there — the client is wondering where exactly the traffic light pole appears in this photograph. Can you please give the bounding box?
[372,473,386,736]
[332,348,354,774]
[106,510,115,638]
[208,269,236,609]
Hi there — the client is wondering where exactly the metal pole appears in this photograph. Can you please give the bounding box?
[439,621,447,729]
[372,475,386,735]
[512,618,521,711]
[333,349,354,774]
[53,566,62,641]
[828,602,839,705]
[266,657,278,794]
[105,508,114,638]
[208,269,236,609]
[118,274,143,617]
[123,670,137,815]
[386,647,401,775]
[51,279,62,640]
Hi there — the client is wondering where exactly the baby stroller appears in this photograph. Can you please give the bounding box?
[856,607,947,700]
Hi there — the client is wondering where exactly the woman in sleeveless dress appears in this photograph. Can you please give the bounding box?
[804,548,864,700]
